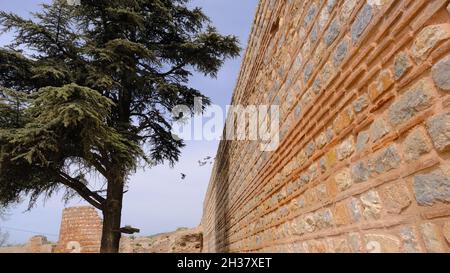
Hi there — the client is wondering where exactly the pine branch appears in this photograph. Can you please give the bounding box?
[58,171,105,210]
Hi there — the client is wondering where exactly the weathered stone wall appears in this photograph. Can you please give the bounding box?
[0,236,55,253]
[202,0,450,253]
[120,227,203,253]
[54,206,102,253]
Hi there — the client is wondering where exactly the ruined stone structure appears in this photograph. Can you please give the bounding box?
[119,227,203,253]
[0,236,55,253]
[54,206,103,253]
[202,0,450,253]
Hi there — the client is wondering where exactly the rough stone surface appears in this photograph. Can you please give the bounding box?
[312,77,321,94]
[308,163,318,180]
[315,184,328,200]
[319,157,327,173]
[304,3,317,27]
[319,8,329,30]
[368,0,393,7]
[426,113,450,152]
[305,141,316,157]
[305,240,327,253]
[360,190,382,220]
[369,69,394,101]
[368,145,401,174]
[334,202,350,226]
[413,170,450,206]
[340,0,357,22]
[330,238,351,253]
[327,0,337,12]
[310,24,318,43]
[333,39,349,66]
[365,234,401,253]
[370,119,390,143]
[403,128,431,161]
[315,209,334,229]
[297,214,316,234]
[348,233,362,253]
[299,173,310,186]
[334,108,354,134]
[353,95,369,113]
[349,198,362,222]
[335,169,353,191]
[394,51,412,80]
[356,130,370,152]
[320,62,334,85]
[380,183,411,214]
[412,24,450,61]
[352,4,373,43]
[388,79,435,126]
[336,136,355,160]
[400,227,422,253]
[351,162,369,183]
[420,223,444,253]
[324,19,341,46]
[304,62,314,83]
[432,54,450,91]
[316,132,328,149]
[443,221,450,244]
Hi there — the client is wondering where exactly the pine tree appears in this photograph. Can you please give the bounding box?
[0,0,239,252]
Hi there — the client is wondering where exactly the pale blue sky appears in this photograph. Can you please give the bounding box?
[0,0,259,244]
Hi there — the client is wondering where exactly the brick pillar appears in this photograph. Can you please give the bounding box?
[55,206,103,253]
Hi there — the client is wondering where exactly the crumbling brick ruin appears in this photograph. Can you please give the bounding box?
[54,206,103,253]
[201,0,450,253]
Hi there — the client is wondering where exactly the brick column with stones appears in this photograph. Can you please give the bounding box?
[55,206,103,253]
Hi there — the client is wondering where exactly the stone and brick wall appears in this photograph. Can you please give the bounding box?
[202,0,450,253]
[54,206,102,253]
[0,236,55,253]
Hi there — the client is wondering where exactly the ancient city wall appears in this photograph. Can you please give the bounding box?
[202,0,450,253]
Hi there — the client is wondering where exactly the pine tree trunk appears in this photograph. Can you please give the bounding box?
[100,173,124,253]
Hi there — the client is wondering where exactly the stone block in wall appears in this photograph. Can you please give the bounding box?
[413,169,450,206]
[432,54,450,91]
[412,24,450,62]
[388,79,435,126]
[426,112,450,153]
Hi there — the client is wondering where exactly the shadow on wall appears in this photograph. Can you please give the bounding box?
[214,140,231,253]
